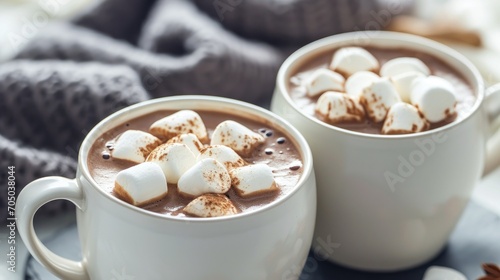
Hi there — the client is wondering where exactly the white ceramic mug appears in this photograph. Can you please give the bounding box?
[271,32,500,271]
[16,96,317,280]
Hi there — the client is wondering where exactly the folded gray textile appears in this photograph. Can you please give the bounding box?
[0,0,411,219]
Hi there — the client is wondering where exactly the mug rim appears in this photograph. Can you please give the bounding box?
[78,95,314,223]
[276,31,485,139]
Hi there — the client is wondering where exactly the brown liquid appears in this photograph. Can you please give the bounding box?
[88,110,303,217]
[288,47,477,134]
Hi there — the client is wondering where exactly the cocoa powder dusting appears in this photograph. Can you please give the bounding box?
[88,110,302,217]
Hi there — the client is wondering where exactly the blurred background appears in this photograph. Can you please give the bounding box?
[2,0,500,84]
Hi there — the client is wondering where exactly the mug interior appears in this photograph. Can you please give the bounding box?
[79,96,313,221]
[277,31,485,139]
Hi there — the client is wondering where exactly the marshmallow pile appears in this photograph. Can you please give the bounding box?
[110,110,279,218]
[304,47,458,134]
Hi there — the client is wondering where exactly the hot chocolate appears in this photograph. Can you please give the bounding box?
[288,46,476,134]
[88,109,303,218]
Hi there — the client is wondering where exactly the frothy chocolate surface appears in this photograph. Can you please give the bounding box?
[88,110,303,217]
[288,47,476,134]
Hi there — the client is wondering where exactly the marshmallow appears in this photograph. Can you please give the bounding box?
[211,120,264,157]
[111,130,162,163]
[330,47,379,76]
[198,145,246,170]
[230,164,278,197]
[149,110,208,142]
[380,57,430,78]
[315,91,365,124]
[166,133,204,156]
[183,194,238,217]
[390,71,425,103]
[178,158,231,197]
[361,78,401,122]
[422,266,467,280]
[304,69,345,97]
[410,76,457,123]
[114,162,168,206]
[146,143,197,184]
[382,102,428,134]
[345,71,379,100]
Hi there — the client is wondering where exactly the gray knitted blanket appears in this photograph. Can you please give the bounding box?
[0,0,410,218]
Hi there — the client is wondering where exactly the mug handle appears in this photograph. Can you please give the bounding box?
[16,177,89,280]
[484,84,500,175]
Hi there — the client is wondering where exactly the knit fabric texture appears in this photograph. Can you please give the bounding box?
[0,0,412,218]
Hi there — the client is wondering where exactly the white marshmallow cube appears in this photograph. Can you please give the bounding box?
[166,133,204,156]
[111,130,161,163]
[390,71,425,103]
[230,164,278,197]
[422,266,467,280]
[361,78,401,122]
[149,110,208,141]
[211,120,264,157]
[146,143,197,184]
[330,47,379,76]
[198,145,246,170]
[178,158,231,197]
[304,68,345,97]
[345,71,379,100]
[183,194,238,218]
[114,162,168,206]
[380,57,430,78]
[382,102,428,134]
[315,91,365,124]
[410,76,457,123]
